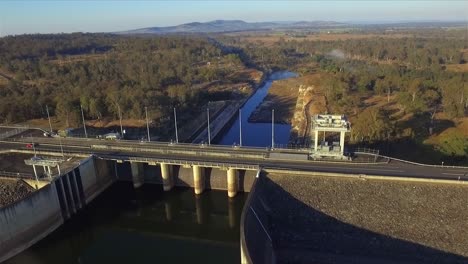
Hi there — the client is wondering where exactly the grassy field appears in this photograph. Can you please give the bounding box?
[445,63,468,72]
[225,32,412,46]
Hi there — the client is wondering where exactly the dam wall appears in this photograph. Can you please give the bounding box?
[240,174,275,264]
[0,182,63,263]
[0,156,116,263]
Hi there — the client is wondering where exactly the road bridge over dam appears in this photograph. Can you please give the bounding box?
[1,134,467,263]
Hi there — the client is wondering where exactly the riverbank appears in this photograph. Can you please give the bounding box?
[216,71,296,147]
[248,73,328,144]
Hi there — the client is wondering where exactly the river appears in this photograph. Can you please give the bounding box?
[5,183,247,264]
[217,71,297,147]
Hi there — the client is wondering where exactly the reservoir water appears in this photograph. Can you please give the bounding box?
[5,183,247,264]
[217,71,297,147]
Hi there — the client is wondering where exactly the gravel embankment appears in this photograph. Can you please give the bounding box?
[262,173,468,263]
[0,179,35,208]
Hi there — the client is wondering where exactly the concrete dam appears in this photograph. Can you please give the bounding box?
[0,154,259,263]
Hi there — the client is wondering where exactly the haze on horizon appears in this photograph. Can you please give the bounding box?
[1,0,467,36]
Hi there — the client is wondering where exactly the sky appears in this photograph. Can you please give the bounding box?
[0,1,467,36]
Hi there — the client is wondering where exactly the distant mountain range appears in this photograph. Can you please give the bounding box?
[118,19,467,35]
[118,20,349,34]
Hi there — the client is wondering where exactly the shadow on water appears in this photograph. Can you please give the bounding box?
[217,71,297,147]
[255,176,468,264]
[5,182,247,264]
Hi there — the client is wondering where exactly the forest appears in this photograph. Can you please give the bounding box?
[0,33,244,127]
[0,29,466,160]
[218,29,467,161]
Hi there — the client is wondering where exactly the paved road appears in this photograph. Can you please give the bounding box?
[1,137,467,181]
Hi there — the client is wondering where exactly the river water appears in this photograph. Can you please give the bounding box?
[217,71,297,147]
[5,183,247,264]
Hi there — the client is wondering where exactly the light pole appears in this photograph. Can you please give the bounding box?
[174,107,179,143]
[59,137,64,158]
[30,134,36,157]
[271,109,275,149]
[80,105,88,138]
[46,105,53,134]
[239,108,242,147]
[145,106,150,142]
[117,104,123,137]
[207,107,211,145]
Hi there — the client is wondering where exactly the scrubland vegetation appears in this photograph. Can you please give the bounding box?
[0,27,466,162]
[220,29,467,162]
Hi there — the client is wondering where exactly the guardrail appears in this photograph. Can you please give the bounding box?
[355,152,468,169]
[0,170,35,179]
[3,135,467,169]
[125,156,259,170]
[0,128,28,140]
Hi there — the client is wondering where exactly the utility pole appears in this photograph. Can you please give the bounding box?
[145,106,150,142]
[239,108,242,147]
[117,104,123,137]
[174,107,179,143]
[46,105,53,134]
[207,107,211,145]
[271,109,275,149]
[80,105,88,138]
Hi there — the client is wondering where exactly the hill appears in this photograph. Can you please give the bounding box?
[119,20,348,34]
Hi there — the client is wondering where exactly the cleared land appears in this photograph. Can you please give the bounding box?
[226,32,412,46]
[263,173,468,263]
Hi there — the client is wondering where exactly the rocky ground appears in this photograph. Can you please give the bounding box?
[262,173,468,263]
[0,178,35,207]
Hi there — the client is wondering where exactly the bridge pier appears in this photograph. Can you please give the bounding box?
[193,165,205,195]
[160,163,174,191]
[227,168,238,198]
[131,162,144,188]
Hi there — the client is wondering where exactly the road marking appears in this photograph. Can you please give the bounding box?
[442,173,465,176]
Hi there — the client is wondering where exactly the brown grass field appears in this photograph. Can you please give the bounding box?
[227,32,412,46]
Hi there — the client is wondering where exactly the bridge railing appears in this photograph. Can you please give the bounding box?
[0,171,35,179]
[125,156,260,170]
[0,128,28,140]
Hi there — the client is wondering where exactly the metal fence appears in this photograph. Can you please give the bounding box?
[0,170,34,179]
[0,128,27,140]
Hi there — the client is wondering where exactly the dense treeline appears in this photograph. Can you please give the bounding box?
[0,34,244,125]
[218,30,467,145]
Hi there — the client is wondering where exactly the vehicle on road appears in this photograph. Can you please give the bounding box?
[26,143,38,149]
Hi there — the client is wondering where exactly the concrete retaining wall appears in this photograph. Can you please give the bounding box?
[240,174,276,264]
[79,157,116,203]
[0,155,116,262]
[0,182,63,263]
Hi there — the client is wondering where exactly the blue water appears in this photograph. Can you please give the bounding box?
[217,71,297,147]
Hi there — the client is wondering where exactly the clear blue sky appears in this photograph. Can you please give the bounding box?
[1,1,467,36]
